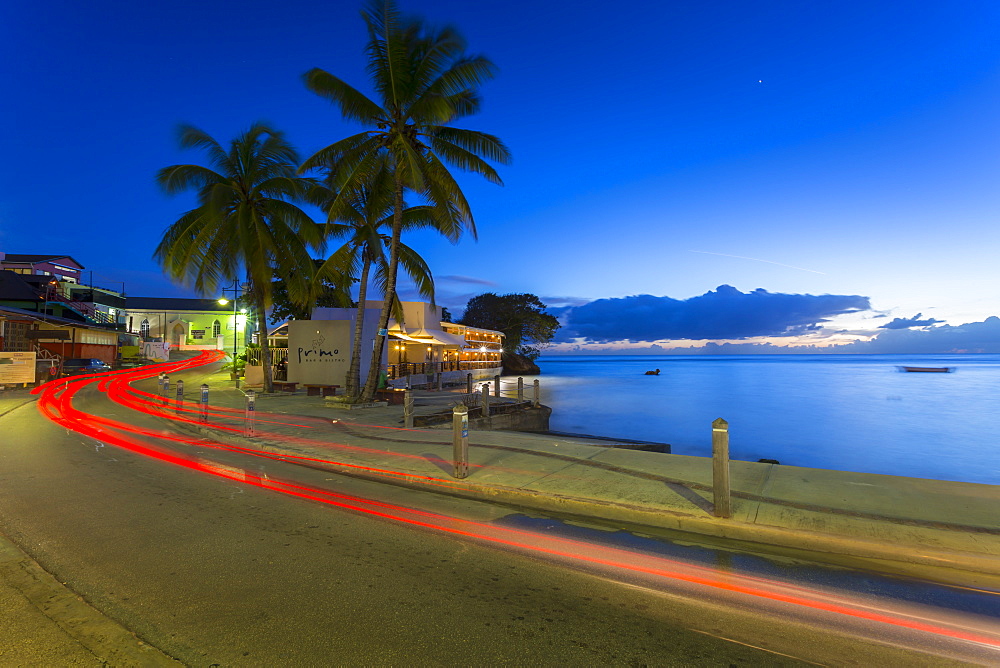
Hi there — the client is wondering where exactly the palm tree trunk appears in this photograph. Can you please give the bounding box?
[253,290,274,393]
[346,252,372,397]
[360,177,404,402]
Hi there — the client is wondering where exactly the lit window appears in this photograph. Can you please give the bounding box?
[140,319,150,338]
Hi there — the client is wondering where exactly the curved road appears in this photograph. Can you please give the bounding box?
[0,365,995,665]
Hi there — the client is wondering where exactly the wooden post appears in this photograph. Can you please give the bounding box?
[404,389,414,428]
[517,377,524,402]
[452,404,469,479]
[712,418,732,518]
[481,383,490,415]
[466,373,472,395]
[532,379,540,407]
[436,372,442,392]
[494,374,501,398]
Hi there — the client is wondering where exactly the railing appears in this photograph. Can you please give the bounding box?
[387,360,503,379]
[245,347,289,366]
[40,291,120,326]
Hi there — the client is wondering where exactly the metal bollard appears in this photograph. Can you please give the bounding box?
[403,389,414,428]
[175,380,184,412]
[517,377,524,402]
[466,373,472,395]
[532,379,540,407]
[481,383,490,415]
[452,404,469,479]
[712,418,732,518]
[245,390,256,437]
[200,383,209,423]
[493,374,500,398]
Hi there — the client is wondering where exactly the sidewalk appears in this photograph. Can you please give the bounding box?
[159,368,1000,589]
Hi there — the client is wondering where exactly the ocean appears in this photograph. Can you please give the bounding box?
[528,354,1000,485]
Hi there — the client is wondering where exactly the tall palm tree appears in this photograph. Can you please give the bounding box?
[302,0,511,401]
[155,122,323,393]
[315,163,462,397]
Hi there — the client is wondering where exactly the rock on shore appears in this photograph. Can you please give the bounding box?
[502,352,540,376]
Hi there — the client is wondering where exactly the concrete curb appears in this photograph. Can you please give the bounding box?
[0,395,36,419]
[0,531,178,666]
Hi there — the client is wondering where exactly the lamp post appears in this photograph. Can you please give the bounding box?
[218,279,243,382]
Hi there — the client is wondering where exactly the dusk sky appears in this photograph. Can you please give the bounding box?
[3,0,999,353]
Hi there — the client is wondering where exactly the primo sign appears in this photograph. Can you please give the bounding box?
[286,320,350,386]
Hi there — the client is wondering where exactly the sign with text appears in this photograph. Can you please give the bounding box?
[287,320,350,387]
[0,352,36,384]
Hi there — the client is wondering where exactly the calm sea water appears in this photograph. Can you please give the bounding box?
[529,354,1000,485]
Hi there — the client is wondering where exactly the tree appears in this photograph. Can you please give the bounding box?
[269,259,353,324]
[301,0,510,401]
[314,164,456,397]
[155,122,323,393]
[459,293,560,360]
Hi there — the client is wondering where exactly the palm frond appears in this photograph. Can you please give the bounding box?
[303,69,385,124]
[156,164,225,196]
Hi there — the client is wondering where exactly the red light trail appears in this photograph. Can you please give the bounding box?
[29,353,1000,656]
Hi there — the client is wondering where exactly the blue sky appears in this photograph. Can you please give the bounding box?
[2,0,999,352]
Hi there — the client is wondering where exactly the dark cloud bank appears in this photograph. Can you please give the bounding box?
[558,285,870,342]
[550,285,1000,354]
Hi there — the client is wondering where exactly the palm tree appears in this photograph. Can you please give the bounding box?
[315,163,462,397]
[301,0,511,401]
[155,122,323,393]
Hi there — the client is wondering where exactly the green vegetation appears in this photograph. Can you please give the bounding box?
[269,259,352,324]
[154,123,322,393]
[460,293,560,360]
[301,0,510,401]
[312,162,458,397]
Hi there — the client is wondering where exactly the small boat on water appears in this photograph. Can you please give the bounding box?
[898,366,954,373]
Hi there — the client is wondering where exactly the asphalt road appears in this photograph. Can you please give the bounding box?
[0,385,991,666]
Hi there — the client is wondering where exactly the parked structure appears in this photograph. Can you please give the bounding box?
[125,297,246,353]
[0,305,119,381]
[267,301,503,386]
[0,253,127,327]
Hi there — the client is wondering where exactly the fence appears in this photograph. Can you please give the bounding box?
[245,347,289,366]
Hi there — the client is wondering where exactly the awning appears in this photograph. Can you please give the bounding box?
[388,331,424,342]
[396,328,468,348]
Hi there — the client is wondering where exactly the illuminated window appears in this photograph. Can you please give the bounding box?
[140,319,150,338]
[213,320,221,337]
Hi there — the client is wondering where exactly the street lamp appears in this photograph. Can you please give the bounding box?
[217,279,242,361]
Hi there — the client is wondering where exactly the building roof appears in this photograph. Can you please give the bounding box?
[0,270,44,301]
[1,254,84,269]
[127,296,232,312]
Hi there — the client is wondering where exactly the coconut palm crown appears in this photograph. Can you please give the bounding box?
[155,122,323,392]
[315,162,464,396]
[302,0,510,401]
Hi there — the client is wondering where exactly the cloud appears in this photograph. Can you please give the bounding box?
[545,315,1000,355]
[558,285,870,343]
[847,316,1000,353]
[878,313,944,329]
[438,275,498,286]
